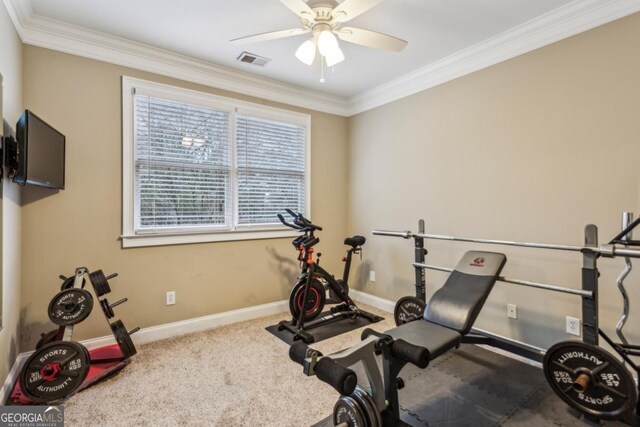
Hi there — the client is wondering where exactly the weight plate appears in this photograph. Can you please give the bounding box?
[89,270,111,297]
[333,395,366,427]
[353,386,382,427]
[394,296,427,326]
[19,341,90,403]
[48,289,94,326]
[111,320,137,358]
[100,299,115,319]
[543,341,637,419]
[289,278,326,321]
[61,276,86,291]
[36,328,63,350]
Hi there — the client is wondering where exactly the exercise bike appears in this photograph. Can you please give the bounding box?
[277,209,383,343]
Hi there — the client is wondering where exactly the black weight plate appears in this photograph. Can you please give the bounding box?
[61,276,86,291]
[48,289,94,326]
[100,299,115,319]
[89,270,111,297]
[289,278,326,321]
[111,320,137,358]
[19,341,90,403]
[353,386,381,427]
[394,296,427,326]
[36,328,63,350]
[543,341,637,419]
[333,395,365,427]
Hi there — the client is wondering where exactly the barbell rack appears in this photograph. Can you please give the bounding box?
[412,262,593,298]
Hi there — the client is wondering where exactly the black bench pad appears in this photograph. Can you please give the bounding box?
[384,320,462,363]
[424,251,507,334]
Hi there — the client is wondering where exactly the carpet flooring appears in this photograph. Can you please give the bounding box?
[60,304,636,426]
[63,304,395,426]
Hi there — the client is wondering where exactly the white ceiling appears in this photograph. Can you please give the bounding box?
[27,0,576,98]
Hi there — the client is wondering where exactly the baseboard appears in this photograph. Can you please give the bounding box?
[349,289,395,314]
[82,299,289,349]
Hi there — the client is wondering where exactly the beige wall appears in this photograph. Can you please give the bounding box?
[348,13,640,350]
[0,2,23,387]
[19,46,348,349]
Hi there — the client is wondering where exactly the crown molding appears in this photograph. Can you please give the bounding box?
[348,0,640,115]
[2,0,350,117]
[3,0,639,117]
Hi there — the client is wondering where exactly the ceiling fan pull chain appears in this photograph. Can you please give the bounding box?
[320,56,326,83]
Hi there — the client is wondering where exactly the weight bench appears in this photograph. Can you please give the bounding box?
[381,250,507,365]
[290,250,507,426]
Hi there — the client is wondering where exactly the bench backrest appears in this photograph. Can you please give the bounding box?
[424,251,507,334]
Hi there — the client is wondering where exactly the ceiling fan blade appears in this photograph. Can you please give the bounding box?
[336,27,407,52]
[332,0,384,23]
[278,0,314,19]
[231,28,310,44]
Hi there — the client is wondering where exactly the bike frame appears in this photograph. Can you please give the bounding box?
[295,246,360,304]
[294,246,359,329]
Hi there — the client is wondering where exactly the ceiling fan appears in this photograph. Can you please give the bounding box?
[231,0,407,70]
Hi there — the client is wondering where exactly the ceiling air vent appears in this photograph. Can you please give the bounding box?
[237,52,271,67]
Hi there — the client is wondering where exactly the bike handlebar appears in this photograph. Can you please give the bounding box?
[277,213,302,230]
[279,210,323,232]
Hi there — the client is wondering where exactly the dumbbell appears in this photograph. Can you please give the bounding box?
[89,270,118,297]
[100,298,128,319]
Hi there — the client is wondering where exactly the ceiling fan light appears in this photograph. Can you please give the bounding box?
[317,30,339,57]
[325,47,344,67]
[295,39,316,65]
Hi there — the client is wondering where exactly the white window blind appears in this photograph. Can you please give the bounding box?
[123,77,310,246]
[237,114,306,225]
[134,95,232,232]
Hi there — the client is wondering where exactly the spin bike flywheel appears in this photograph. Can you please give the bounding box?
[289,278,326,321]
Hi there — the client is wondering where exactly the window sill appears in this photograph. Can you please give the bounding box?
[121,228,300,248]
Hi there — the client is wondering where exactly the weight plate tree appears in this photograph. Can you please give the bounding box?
[544,341,637,419]
[334,395,366,427]
[48,289,94,326]
[19,341,91,403]
[111,320,137,358]
[289,278,326,321]
[394,296,427,326]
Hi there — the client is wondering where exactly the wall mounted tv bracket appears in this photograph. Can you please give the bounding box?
[3,133,18,180]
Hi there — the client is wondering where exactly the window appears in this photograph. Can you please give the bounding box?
[122,77,310,247]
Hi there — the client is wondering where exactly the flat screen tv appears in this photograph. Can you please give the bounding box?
[14,110,65,189]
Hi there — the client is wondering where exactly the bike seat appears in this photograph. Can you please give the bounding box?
[344,235,366,248]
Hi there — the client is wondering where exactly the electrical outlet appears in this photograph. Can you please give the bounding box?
[166,291,176,306]
[566,316,581,336]
[507,304,517,319]
[369,271,376,282]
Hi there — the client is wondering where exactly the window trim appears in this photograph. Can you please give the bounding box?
[121,76,311,248]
